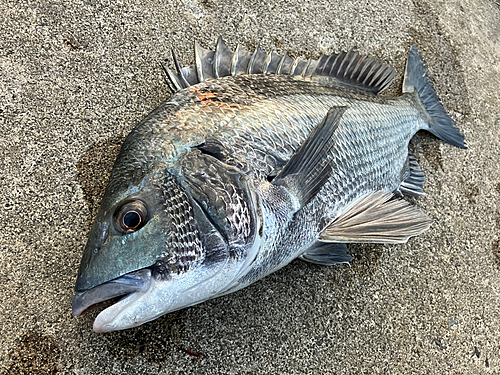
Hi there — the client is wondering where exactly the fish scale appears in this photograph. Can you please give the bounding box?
[115,75,392,184]
[175,80,422,281]
[224,91,425,288]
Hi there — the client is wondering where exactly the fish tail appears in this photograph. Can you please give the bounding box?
[403,45,466,149]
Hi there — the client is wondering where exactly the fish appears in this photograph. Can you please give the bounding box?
[72,37,466,333]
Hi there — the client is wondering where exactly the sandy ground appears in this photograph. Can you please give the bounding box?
[1,0,499,373]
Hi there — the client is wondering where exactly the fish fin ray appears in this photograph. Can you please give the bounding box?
[272,106,347,207]
[300,242,353,266]
[403,45,466,148]
[247,44,267,74]
[320,191,433,244]
[312,50,396,94]
[400,153,425,196]
[277,52,294,74]
[263,51,281,74]
[231,44,253,75]
[172,49,191,88]
[214,36,233,78]
[161,62,184,93]
[290,57,309,76]
[195,41,215,82]
[166,38,395,93]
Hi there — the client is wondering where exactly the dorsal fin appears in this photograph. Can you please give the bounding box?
[312,50,395,93]
[164,37,396,94]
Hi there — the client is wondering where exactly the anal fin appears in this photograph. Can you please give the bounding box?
[400,154,425,196]
[321,191,433,244]
[300,242,353,266]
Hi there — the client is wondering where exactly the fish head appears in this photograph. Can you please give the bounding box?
[72,162,241,332]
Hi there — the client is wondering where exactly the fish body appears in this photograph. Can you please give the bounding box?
[73,40,465,332]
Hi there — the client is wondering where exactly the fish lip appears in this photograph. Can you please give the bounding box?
[72,269,152,317]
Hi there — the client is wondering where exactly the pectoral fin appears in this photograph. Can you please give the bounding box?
[300,242,353,266]
[321,191,433,244]
[272,107,347,208]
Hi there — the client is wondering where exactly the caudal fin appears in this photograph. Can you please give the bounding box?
[403,45,466,149]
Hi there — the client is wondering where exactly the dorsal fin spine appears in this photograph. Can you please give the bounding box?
[194,41,205,82]
[301,59,312,77]
[337,52,350,77]
[276,54,286,74]
[163,64,183,92]
[303,59,317,77]
[262,52,272,73]
[230,45,241,75]
[214,37,221,78]
[172,50,190,88]
[231,45,252,75]
[277,53,291,75]
[289,58,300,75]
[248,44,262,74]
[247,45,258,74]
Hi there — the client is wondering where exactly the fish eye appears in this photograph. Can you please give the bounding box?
[115,200,148,233]
[123,211,141,229]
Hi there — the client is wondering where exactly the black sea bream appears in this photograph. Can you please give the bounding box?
[72,38,465,332]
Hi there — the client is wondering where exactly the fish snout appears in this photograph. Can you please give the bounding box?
[72,269,152,317]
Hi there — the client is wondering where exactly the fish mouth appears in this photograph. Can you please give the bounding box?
[72,268,152,321]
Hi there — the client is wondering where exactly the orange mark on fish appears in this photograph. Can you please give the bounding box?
[201,101,242,109]
[189,87,219,101]
[197,92,218,101]
[188,88,243,110]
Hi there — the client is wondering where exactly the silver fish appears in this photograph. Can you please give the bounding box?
[72,38,465,332]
